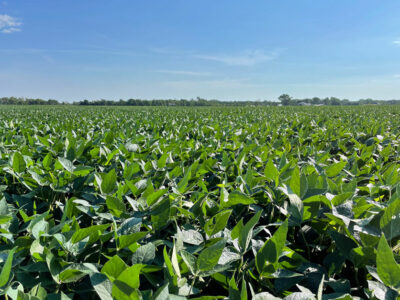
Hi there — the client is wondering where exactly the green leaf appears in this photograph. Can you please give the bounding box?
[0,215,12,225]
[151,197,171,230]
[231,219,244,240]
[0,247,16,287]
[241,279,248,300]
[197,238,226,271]
[376,234,400,289]
[180,250,197,275]
[106,196,126,217]
[253,292,280,300]
[326,161,346,177]
[239,210,262,252]
[101,169,117,194]
[102,255,128,281]
[131,243,156,265]
[171,242,181,278]
[118,232,148,249]
[90,273,113,300]
[59,269,87,283]
[146,189,167,206]
[112,264,144,298]
[177,165,192,193]
[71,224,110,244]
[280,185,303,225]
[380,200,400,241]
[289,166,301,197]
[157,152,168,169]
[256,219,288,275]
[317,274,325,300]
[264,160,279,184]
[153,283,169,300]
[73,165,94,176]
[221,190,256,208]
[12,152,26,173]
[205,209,232,237]
[58,157,75,173]
[42,153,53,170]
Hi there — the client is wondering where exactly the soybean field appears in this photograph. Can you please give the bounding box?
[0,105,400,299]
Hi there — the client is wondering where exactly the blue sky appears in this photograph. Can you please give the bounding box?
[1,1,400,101]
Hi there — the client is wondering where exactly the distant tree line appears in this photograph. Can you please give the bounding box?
[0,97,61,105]
[1,95,400,106]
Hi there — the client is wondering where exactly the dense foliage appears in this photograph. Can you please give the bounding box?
[0,105,399,299]
[2,96,400,106]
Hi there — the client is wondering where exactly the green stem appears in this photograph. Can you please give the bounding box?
[189,275,197,295]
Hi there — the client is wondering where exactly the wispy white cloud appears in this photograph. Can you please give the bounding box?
[193,50,277,66]
[1,27,20,33]
[393,40,400,45]
[394,74,400,78]
[0,14,22,33]
[156,70,211,76]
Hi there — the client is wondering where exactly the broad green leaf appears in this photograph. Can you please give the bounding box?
[264,160,279,184]
[253,292,280,300]
[12,152,26,173]
[119,232,148,249]
[101,255,128,281]
[205,209,232,237]
[177,165,192,193]
[380,200,400,241]
[326,161,346,177]
[151,197,171,230]
[256,219,288,275]
[239,210,262,252]
[90,273,113,300]
[197,238,226,271]
[131,243,155,265]
[153,283,169,300]
[71,224,110,244]
[58,157,75,173]
[0,215,12,225]
[231,219,244,240]
[289,166,301,197]
[73,165,94,176]
[146,189,167,206]
[106,196,126,217]
[180,250,197,275]
[42,153,53,170]
[280,185,303,225]
[0,247,16,287]
[376,235,400,289]
[221,190,256,208]
[112,264,144,299]
[59,269,87,283]
[101,169,117,194]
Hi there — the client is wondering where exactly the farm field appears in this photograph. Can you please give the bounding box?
[0,105,400,299]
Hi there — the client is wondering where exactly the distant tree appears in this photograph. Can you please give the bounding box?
[278,94,292,106]
[330,97,341,106]
[311,97,321,105]
[47,99,59,105]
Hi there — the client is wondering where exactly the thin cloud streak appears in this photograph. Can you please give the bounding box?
[0,14,22,33]
[193,50,278,66]
[156,70,211,76]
